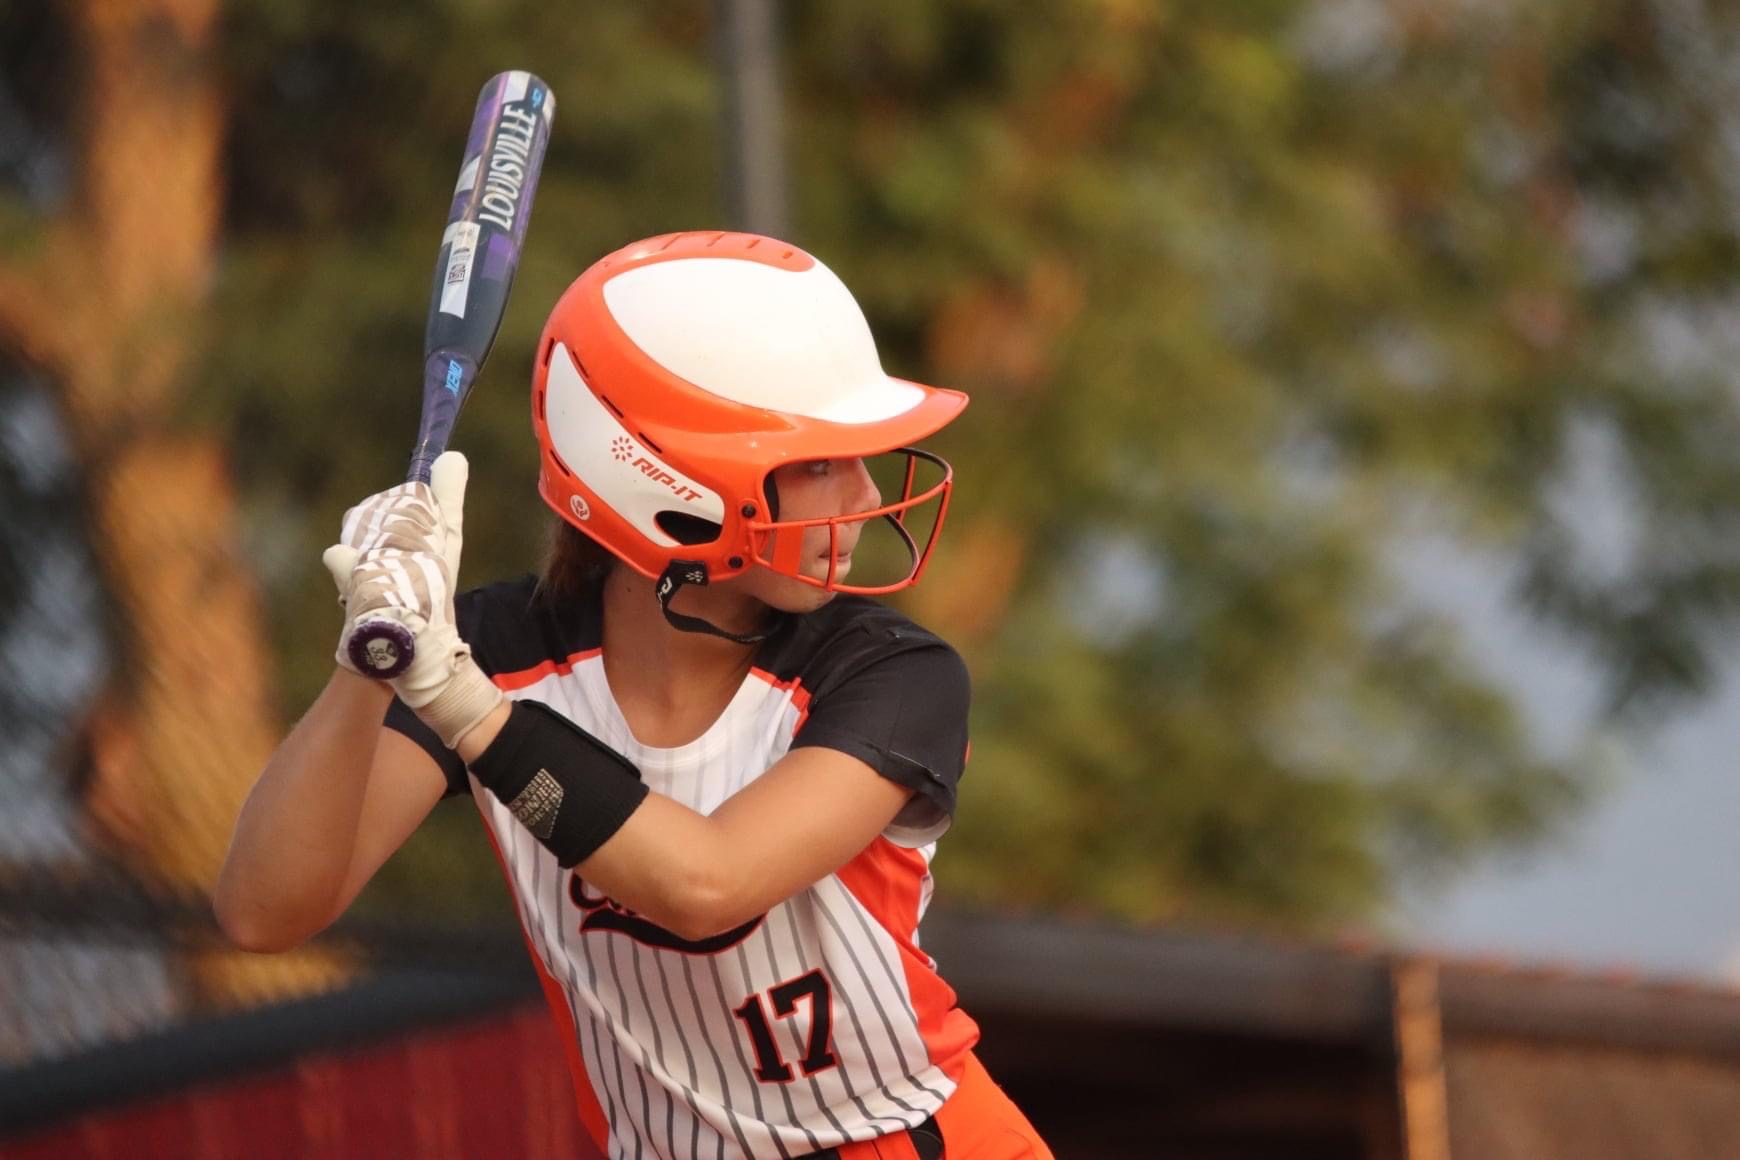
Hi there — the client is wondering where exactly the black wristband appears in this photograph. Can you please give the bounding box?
[469,700,650,868]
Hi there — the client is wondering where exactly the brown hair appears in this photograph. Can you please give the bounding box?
[536,519,617,606]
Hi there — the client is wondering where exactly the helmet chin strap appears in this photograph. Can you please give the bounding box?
[655,559,780,646]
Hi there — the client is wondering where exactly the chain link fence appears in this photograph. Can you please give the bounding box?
[0,365,163,1067]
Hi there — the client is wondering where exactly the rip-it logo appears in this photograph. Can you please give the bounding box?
[610,436,635,462]
[633,456,703,502]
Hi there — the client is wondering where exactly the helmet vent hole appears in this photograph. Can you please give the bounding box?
[540,338,555,368]
[548,450,574,478]
[599,394,624,419]
[655,511,722,546]
[636,431,665,454]
[534,386,546,423]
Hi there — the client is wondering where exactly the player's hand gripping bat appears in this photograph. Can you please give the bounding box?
[345,71,554,680]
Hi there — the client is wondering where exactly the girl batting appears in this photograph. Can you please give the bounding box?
[218,232,1053,1160]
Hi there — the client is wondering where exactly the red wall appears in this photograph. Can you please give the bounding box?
[0,1003,601,1160]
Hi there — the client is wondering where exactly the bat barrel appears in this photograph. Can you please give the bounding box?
[448,72,554,250]
[422,71,555,394]
[344,71,554,683]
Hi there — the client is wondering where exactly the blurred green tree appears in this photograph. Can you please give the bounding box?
[178,0,1740,928]
[784,0,1740,924]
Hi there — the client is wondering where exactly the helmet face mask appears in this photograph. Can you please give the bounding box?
[748,446,953,595]
[532,232,968,609]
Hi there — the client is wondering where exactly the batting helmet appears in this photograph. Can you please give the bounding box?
[532,231,966,616]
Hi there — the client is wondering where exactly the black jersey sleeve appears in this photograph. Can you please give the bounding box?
[789,637,971,848]
[378,574,585,801]
[384,695,470,798]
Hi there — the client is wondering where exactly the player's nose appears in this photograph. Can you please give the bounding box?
[844,457,880,515]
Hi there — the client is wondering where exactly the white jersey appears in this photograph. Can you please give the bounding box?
[387,577,979,1160]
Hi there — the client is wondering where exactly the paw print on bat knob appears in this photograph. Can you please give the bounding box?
[611,436,635,462]
[364,637,400,671]
[347,618,415,680]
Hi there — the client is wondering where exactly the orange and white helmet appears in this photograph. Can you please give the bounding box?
[532,231,966,627]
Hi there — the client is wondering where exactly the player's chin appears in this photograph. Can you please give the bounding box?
[757,569,846,614]
[734,557,854,614]
[769,581,840,615]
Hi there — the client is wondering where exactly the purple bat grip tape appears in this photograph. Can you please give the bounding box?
[348,618,417,681]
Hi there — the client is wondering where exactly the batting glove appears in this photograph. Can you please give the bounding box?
[322,451,503,748]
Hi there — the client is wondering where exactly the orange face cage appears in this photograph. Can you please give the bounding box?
[749,447,955,594]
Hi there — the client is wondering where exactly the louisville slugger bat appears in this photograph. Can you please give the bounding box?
[347,70,555,680]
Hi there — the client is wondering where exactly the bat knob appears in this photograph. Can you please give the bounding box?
[348,618,417,680]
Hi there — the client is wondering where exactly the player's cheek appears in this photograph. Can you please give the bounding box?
[805,522,834,561]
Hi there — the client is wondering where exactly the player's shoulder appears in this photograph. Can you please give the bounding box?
[454,573,602,677]
[758,595,964,694]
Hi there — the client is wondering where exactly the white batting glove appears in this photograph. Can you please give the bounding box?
[322,451,503,747]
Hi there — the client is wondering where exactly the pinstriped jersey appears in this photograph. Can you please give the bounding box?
[386,576,979,1160]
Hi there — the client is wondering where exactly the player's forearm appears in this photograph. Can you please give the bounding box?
[458,705,905,940]
[214,668,394,951]
[575,796,879,940]
[569,795,749,940]
[454,703,735,936]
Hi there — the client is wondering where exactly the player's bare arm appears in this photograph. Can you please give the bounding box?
[584,747,913,938]
[451,701,916,940]
[215,462,489,953]
[214,672,448,952]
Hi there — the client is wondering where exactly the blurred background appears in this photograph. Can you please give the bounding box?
[5,0,1740,1157]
